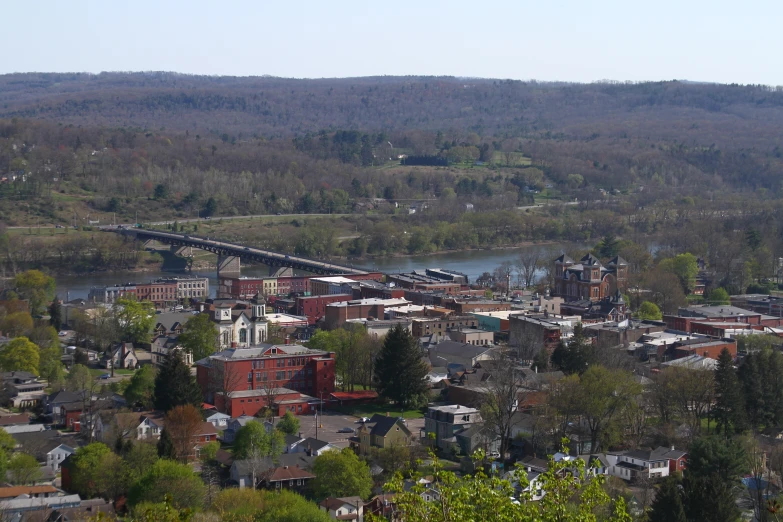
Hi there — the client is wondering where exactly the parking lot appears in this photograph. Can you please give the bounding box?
[295,411,425,448]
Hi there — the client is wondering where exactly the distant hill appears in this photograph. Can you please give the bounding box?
[1,73,782,149]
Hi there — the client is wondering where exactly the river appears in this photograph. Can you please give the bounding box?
[55,244,575,300]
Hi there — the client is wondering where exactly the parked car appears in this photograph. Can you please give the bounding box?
[99,373,111,380]
[337,427,355,434]
[58,331,67,337]
[356,417,370,423]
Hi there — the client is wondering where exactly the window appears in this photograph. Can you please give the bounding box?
[247,372,252,382]
[289,480,294,487]
[261,360,265,369]
[205,435,211,441]
[296,479,302,486]
[277,371,285,380]
[288,371,292,379]
[256,373,261,379]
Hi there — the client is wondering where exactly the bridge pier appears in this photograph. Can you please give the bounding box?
[270,266,294,277]
[217,255,241,277]
[171,245,193,257]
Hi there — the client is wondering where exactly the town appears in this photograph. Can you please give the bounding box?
[0,244,777,521]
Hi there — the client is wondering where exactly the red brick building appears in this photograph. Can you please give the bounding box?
[664,305,783,332]
[135,282,178,307]
[196,344,335,417]
[554,253,628,302]
[671,339,737,360]
[296,294,353,324]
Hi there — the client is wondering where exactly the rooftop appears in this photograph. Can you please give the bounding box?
[311,276,358,284]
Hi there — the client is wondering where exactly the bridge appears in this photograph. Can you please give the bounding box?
[113,228,369,276]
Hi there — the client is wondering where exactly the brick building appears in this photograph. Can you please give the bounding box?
[296,294,353,324]
[196,344,335,417]
[553,253,628,302]
[135,282,178,307]
[443,299,511,315]
[664,305,783,332]
[411,316,480,337]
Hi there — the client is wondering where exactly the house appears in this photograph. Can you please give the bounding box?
[221,415,264,444]
[0,413,31,428]
[103,342,138,370]
[607,446,687,482]
[290,437,338,456]
[1,371,47,409]
[0,494,82,517]
[265,465,316,493]
[352,415,413,456]
[205,411,231,428]
[454,424,500,456]
[48,498,117,521]
[283,433,305,453]
[427,341,496,369]
[230,452,315,488]
[424,404,481,450]
[365,494,399,522]
[319,496,365,521]
[0,485,59,501]
[46,443,75,472]
[152,335,192,367]
[95,411,166,443]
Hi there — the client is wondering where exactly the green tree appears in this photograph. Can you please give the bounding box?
[682,472,741,522]
[125,364,157,409]
[373,324,428,408]
[31,326,65,386]
[687,435,747,484]
[647,474,687,522]
[178,313,219,361]
[707,287,730,305]
[49,298,63,331]
[597,234,620,259]
[385,443,630,522]
[0,337,40,375]
[13,269,56,315]
[234,420,284,460]
[153,183,169,200]
[124,441,160,483]
[211,488,332,522]
[127,459,206,511]
[551,323,594,375]
[153,351,202,412]
[576,366,642,452]
[114,297,155,344]
[70,443,113,497]
[713,348,747,436]
[276,411,300,436]
[1,311,33,337]
[659,253,699,294]
[204,197,217,216]
[311,448,373,501]
[66,363,92,392]
[8,453,42,485]
[635,301,663,320]
[157,428,176,460]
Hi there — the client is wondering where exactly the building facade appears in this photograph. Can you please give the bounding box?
[195,344,336,417]
[553,254,628,302]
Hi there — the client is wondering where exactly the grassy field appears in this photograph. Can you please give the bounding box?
[491,151,533,167]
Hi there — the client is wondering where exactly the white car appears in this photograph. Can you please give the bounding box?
[356,417,370,423]
[58,331,67,337]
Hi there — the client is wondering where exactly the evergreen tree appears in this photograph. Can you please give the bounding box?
[597,234,620,259]
[48,298,62,331]
[550,323,594,375]
[682,472,741,522]
[738,353,764,429]
[713,348,746,435]
[153,351,202,412]
[762,348,783,425]
[157,428,176,459]
[687,435,747,485]
[648,475,686,522]
[373,324,428,408]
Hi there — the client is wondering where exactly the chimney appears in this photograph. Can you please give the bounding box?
[671,446,675,451]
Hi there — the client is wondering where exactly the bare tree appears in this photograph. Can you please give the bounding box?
[479,349,524,459]
[208,358,243,415]
[516,248,542,289]
[166,404,203,462]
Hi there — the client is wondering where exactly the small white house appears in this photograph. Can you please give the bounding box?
[319,496,364,521]
[46,444,75,472]
[205,412,231,428]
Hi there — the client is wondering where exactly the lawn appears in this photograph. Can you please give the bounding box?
[89,368,136,378]
[339,403,424,419]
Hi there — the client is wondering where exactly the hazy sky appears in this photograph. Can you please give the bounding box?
[2,0,780,85]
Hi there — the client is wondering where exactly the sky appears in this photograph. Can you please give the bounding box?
[2,0,780,85]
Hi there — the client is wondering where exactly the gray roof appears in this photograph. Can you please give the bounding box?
[154,312,194,333]
[232,452,315,475]
[301,437,332,452]
[428,341,494,367]
[365,415,410,437]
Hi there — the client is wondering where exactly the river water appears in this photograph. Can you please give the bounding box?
[55,245,571,301]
